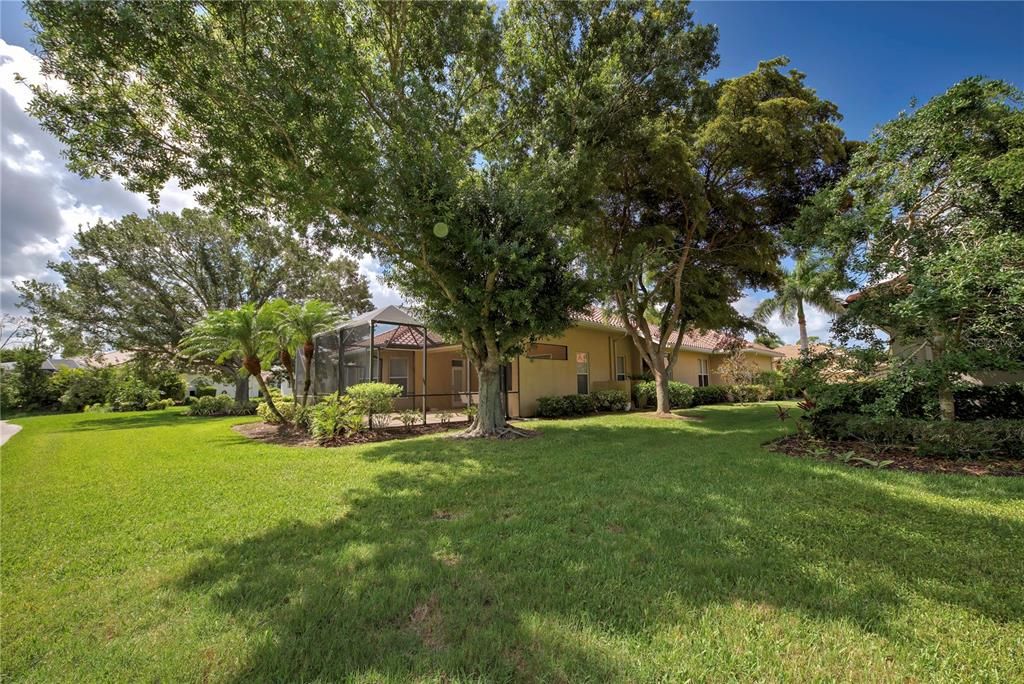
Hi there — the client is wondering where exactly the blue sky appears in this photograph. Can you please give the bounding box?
[2,2,1022,344]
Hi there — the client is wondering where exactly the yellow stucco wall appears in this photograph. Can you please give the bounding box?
[517,325,633,417]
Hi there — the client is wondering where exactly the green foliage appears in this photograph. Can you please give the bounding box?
[436,410,455,427]
[753,254,842,349]
[537,394,594,418]
[345,383,403,429]
[308,395,364,445]
[633,381,695,410]
[754,332,784,349]
[185,395,257,417]
[7,349,59,410]
[15,209,370,360]
[808,412,1023,460]
[725,385,773,403]
[50,367,114,412]
[0,370,16,416]
[592,389,630,412]
[798,78,1024,412]
[83,403,112,413]
[195,386,217,398]
[692,385,730,406]
[144,399,176,411]
[110,376,160,412]
[397,410,421,431]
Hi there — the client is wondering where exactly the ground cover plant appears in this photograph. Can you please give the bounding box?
[2,404,1022,682]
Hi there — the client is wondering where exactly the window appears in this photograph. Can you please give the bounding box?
[615,355,626,381]
[576,351,590,394]
[698,359,709,387]
[389,357,409,395]
[526,343,568,360]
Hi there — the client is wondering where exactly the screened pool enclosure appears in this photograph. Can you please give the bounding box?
[295,305,519,424]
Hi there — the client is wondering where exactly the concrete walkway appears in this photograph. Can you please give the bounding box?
[0,420,22,446]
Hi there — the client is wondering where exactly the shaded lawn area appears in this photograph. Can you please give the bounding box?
[2,405,1022,682]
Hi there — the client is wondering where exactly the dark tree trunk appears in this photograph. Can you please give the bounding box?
[234,373,250,403]
[302,340,315,407]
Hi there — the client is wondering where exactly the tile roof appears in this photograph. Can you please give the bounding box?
[573,308,781,355]
[363,325,445,349]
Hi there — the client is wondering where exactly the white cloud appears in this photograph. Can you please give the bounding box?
[357,253,405,308]
[0,40,198,314]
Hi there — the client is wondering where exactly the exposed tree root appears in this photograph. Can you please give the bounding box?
[449,425,537,440]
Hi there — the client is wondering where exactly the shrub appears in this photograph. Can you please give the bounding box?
[726,384,772,403]
[346,382,403,428]
[564,393,597,415]
[955,383,1024,420]
[436,409,455,426]
[148,367,187,402]
[84,403,113,413]
[592,389,629,412]
[398,409,421,430]
[465,405,478,422]
[8,349,59,410]
[308,395,364,444]
[537,395,572,417]
[184,395,257,416]
[914,420,1024,459]
[632,381,694,409]
[806,412,1024,460]
[111,376,160,412]
[692,385,729,406]
[195,386,217,398]
[51,367,114,412]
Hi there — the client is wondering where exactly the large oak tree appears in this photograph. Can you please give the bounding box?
[16,209,371,399]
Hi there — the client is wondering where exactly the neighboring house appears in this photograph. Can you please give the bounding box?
[301,305,782,418]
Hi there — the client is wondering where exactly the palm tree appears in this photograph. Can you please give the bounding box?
[180,304,287,423]
[279,300,341,407]
[263,299,299,395]
[754,254,842,351]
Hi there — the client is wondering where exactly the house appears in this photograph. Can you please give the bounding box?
[301,305,782,418]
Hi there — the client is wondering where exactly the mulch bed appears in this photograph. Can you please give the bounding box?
[768,435,1024,477]
[233,420,473,448]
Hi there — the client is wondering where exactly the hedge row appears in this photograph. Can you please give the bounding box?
[808,412,1024,460]
[536,389,629,418]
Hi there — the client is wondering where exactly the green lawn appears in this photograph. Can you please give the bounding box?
[2,405,1022,682]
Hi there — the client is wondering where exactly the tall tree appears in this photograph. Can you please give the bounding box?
[798,77,1024,420]
[23,1,611,436]
[754,254,842,351]
[573,58,846,415]
[15,209,371,400]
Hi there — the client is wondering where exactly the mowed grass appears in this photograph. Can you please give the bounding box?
[2,405,1023,682]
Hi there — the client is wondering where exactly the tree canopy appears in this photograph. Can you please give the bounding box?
[16,209,371,361]
[798,77,1024,418]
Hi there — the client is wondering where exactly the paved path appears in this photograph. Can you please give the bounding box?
[0,420,22,446]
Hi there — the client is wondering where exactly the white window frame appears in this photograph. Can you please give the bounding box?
[698,358,710,387]
[576,351,590,395]
[615,355,626,381]
[389,357,410,395]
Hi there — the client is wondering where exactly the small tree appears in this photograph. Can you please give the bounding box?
[277,300,341,408]
[180,305,286,423]
[754,254,842,351]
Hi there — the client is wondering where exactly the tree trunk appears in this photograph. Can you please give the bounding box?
[243,356,286,424]
[938,386,956,422]
[653,367,673,416]
[460,363,511,437]
[301,340,315,407]
[234,373,250,403]
[797,298,809,351]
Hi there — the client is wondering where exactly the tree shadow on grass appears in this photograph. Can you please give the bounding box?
[173,419,1024,681]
